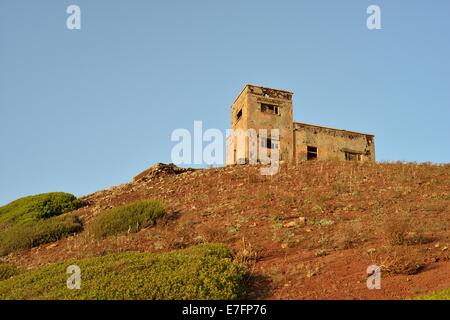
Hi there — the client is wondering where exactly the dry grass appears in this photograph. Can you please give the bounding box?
[166,220,199,250]
[381,211,411,246]
[198,224,230,243]
[233,237,260,274]
[334,221,363,249]
[370,246,426,275]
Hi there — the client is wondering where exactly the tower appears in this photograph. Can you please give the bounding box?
[226,84,294,165]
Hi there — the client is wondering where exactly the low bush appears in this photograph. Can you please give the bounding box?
[381,212,410,246]
[0,192,84,226]
[0,243,247,300]
[0,215,83,256]
[0,263,20,281]
[89,200,165,239]
[372,247,425,276]
[415,288,450,300]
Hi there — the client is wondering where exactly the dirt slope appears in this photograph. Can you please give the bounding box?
[4,161,450,299]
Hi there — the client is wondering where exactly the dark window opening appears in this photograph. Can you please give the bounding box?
[236,109,242,122]
[260,103,279,115]
[261,136,278,149]
[345,152,361,161]
[307,146,318,160]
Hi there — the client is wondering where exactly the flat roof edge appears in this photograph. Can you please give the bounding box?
[231,84,294,106]
[294,122,375,137]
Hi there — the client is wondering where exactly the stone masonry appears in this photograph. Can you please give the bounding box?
[226,84,375,164]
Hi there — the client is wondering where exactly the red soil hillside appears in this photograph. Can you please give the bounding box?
[5,161,450,299]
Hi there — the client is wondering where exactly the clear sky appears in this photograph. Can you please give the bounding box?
[1,0,449,206]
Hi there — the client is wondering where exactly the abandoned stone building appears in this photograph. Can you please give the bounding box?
[226,84,375,164]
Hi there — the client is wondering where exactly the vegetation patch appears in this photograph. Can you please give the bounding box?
[89,200,165,239]
[415,288,450,300]
[371,246,426,276]
[0,243,247,300]
[0,192,84,226]
[381,212,410,246]
[0,193,85,256]
[312,218,335,226]
[0,215,83,256]
[0,263,20,281]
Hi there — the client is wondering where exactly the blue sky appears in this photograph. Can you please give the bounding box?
[1,0,449,205]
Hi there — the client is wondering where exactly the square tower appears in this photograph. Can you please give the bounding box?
[226,84,294,164]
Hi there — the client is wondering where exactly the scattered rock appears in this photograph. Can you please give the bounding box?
[194,235,204,243]
[298,217,307,225]
[315,249,328,257]
[133,163,194,183]
[283,221,297,228]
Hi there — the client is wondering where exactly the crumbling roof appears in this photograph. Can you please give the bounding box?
[294,122,375,137]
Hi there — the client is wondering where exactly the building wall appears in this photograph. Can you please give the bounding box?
[227,85,294,164]
[227,85,376,165]
[293,123,375,162]
[227,87,249,164]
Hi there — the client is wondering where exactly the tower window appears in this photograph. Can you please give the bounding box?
[260,103,279,115]
[261,137,278,149]
[236,109,242,122]
[307,146,317,160]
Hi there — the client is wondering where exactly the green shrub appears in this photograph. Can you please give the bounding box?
[0,243,247,300]
[89,200,165,239]
[0,192,84,226]
[0,215,83,256]
[0,192,85,255]
[415,288,450,300]
[0,263,20,281]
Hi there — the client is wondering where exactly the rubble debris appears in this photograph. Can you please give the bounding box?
[133,163,194,183]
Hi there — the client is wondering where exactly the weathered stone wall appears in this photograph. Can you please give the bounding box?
[227,85,376,165]
[227,86,250,164]
[245,85,293,163]
[227,85,294,164]
[293,123,375,162]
